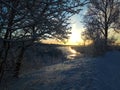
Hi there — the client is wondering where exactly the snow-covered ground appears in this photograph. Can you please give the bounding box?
[1,50,120,90]
[93,51,120,90]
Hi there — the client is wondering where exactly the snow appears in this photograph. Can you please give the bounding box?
[1,50,120,90]
[93,51,120,90]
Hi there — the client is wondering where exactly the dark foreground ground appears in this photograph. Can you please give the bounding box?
[1,49,120,90]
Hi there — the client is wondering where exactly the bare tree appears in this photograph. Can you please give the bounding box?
[83,0,120,49]
[0,0,87,79]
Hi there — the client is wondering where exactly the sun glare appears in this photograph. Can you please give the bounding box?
[70,30,81,43]
[67,24,83,45]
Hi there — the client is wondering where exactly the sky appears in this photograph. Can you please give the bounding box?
[67,7,87,45]
[41,14,85,45]
[42,2,88,45]
[42,12,86,45]
[68,5,120,45]
[42,3,120,45]
[67,15,84,45]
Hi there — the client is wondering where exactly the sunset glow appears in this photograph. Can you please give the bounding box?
[66,24,84,45]
[41,23,84,45]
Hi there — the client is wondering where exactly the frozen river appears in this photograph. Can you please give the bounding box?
[58,46,82,60]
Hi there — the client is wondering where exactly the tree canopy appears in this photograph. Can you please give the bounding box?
[0,0,86,42]
[0,0,87,80]
[83,0,120,46]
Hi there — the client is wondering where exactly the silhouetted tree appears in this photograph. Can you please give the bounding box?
[83,0,120,50]
[0,0,87,79]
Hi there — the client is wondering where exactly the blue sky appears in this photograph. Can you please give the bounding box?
[67,6,87,45]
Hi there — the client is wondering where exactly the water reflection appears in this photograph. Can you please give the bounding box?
[67,47,80,60]
[68,47,77,54]
[58,46,80,60]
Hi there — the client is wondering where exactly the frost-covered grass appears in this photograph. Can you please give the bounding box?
[0,49,120,90]
[20,44,66,74]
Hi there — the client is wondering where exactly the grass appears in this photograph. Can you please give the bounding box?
[21,43,66,74]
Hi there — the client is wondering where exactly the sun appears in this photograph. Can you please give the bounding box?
[67,24,83,45]
[69,30,80,43]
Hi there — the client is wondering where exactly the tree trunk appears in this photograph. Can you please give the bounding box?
[104,3,108,51]
[104,26,108,51]
[0,42,10,82]
[0,0,20,80]
[13,47,25,78]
